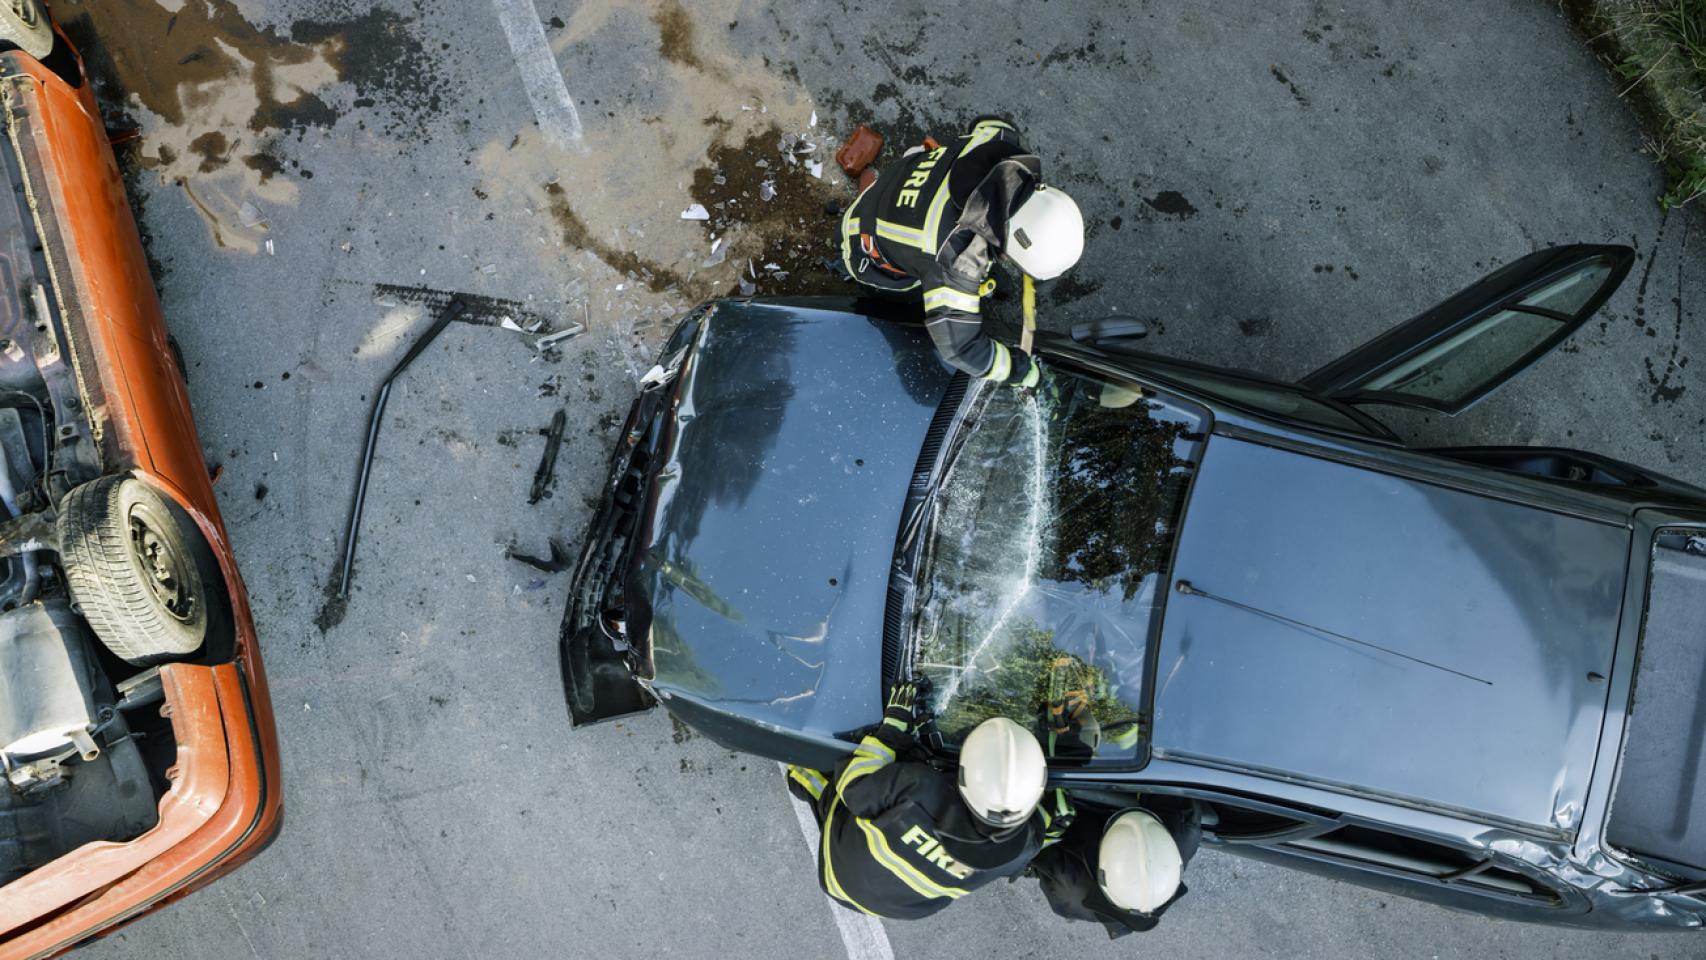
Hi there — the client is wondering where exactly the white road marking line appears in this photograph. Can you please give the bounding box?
[780,763,896,960]
[488,0,584,149]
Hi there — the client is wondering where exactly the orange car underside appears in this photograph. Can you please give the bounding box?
[0,41,279,960]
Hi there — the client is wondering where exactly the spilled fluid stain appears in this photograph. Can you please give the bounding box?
[1144,190,1199,220]
[69,0,446,252]
[73,0,335,131]
[543,182,691,293]
[687,127,848,298]
[651,0,702,71]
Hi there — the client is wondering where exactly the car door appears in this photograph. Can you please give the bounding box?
[1299,244,1634,415]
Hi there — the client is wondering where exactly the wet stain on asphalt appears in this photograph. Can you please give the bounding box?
[1144,190,1199,219]
[1643,217,1691,406]
[543,183,692,294]
[687,126,847,297]
[1270,64,1312,108]
[652,0,704,72]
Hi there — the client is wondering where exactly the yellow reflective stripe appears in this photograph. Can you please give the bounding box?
[922,286,981,314]
[971,118,1015,135]
[821,798,879,915]
[855,819,969,900]
[920,177,955,252]
[836,735,896,802]
[789,765,828,799]
[875,218,927,248]
[856,735,895,764]
[958,123,1003,159]
[984,341,1012,382]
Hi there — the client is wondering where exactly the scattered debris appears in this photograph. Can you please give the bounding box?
[537,374,562,398]
[370,283,554,331]
[480,263,498,275]
[686,126,848,298]
[335,297,468,600]
[237,201,265,228]
[507,537,573,573]
[680,203,710,220]
[529,409,567,505]
[809,110,818,128]
[264,239,275,256]
[534,323,584,351]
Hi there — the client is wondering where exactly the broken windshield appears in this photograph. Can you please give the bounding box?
[912,366,1206,765]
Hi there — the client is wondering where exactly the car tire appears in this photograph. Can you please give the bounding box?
[0,0,54,60]
[58,475,209,664]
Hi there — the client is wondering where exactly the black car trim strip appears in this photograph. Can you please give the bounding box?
[1212,423,1632,527]
[1153,747,1572,842]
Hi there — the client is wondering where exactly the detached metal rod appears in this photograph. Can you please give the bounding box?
[336,298,466,598]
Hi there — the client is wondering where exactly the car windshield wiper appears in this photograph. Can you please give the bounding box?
[898,382,991,555]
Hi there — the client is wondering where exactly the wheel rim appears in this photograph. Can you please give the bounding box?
[128,504,197,623]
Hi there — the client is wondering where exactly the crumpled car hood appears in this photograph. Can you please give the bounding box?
[633,301,949,740]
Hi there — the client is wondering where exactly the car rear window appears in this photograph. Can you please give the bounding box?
[911,367,1206,766]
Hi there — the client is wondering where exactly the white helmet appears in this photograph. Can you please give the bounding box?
[1004,185,1084,281]
[1098,809,1183,913]
[957,717,1047,828]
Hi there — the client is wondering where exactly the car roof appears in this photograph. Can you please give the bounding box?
[1149,433,1629,834]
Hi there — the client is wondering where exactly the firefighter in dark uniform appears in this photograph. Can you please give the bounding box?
[1028,799,1203,938]
[840,117,1085,389]
[785,683,1073,919]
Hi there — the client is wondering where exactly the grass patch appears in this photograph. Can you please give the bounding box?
[1577,0,1706,207]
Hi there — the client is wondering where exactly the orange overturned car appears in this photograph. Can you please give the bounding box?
[0,6,280,957]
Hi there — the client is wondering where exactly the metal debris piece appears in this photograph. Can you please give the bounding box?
[712,172,727,186]
[796,141,817,154]
[265,239,275,255]
[508,537,573,572]
[738,278,756,297]
[534,323,585,350]
[480,263,498,275]
[238,201,264,228]
[680,203,710,220]
[336,297,468,599]
[500,317,526,332]
[703,245,728,268]
[759,181,777,202]
[810,110,818,128]
[529,409,567,505]
[710,236,723,255]
[754,158,770,169]
[808,160,824,179]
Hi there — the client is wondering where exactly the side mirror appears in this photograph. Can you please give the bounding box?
[1070,316,1149,347]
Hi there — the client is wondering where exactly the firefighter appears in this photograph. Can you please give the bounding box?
[785,684,1074,919]
[1027,799,1203,938]
[839,117,1084,388]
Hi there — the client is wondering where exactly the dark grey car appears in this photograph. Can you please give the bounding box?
[561,243,1706,930]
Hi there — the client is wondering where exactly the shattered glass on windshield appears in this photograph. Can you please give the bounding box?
[913,369,1205,765]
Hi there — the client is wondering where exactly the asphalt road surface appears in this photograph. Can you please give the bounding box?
[58,0,1706,957]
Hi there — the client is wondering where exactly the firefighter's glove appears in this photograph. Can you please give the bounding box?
[884,682,922,733]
